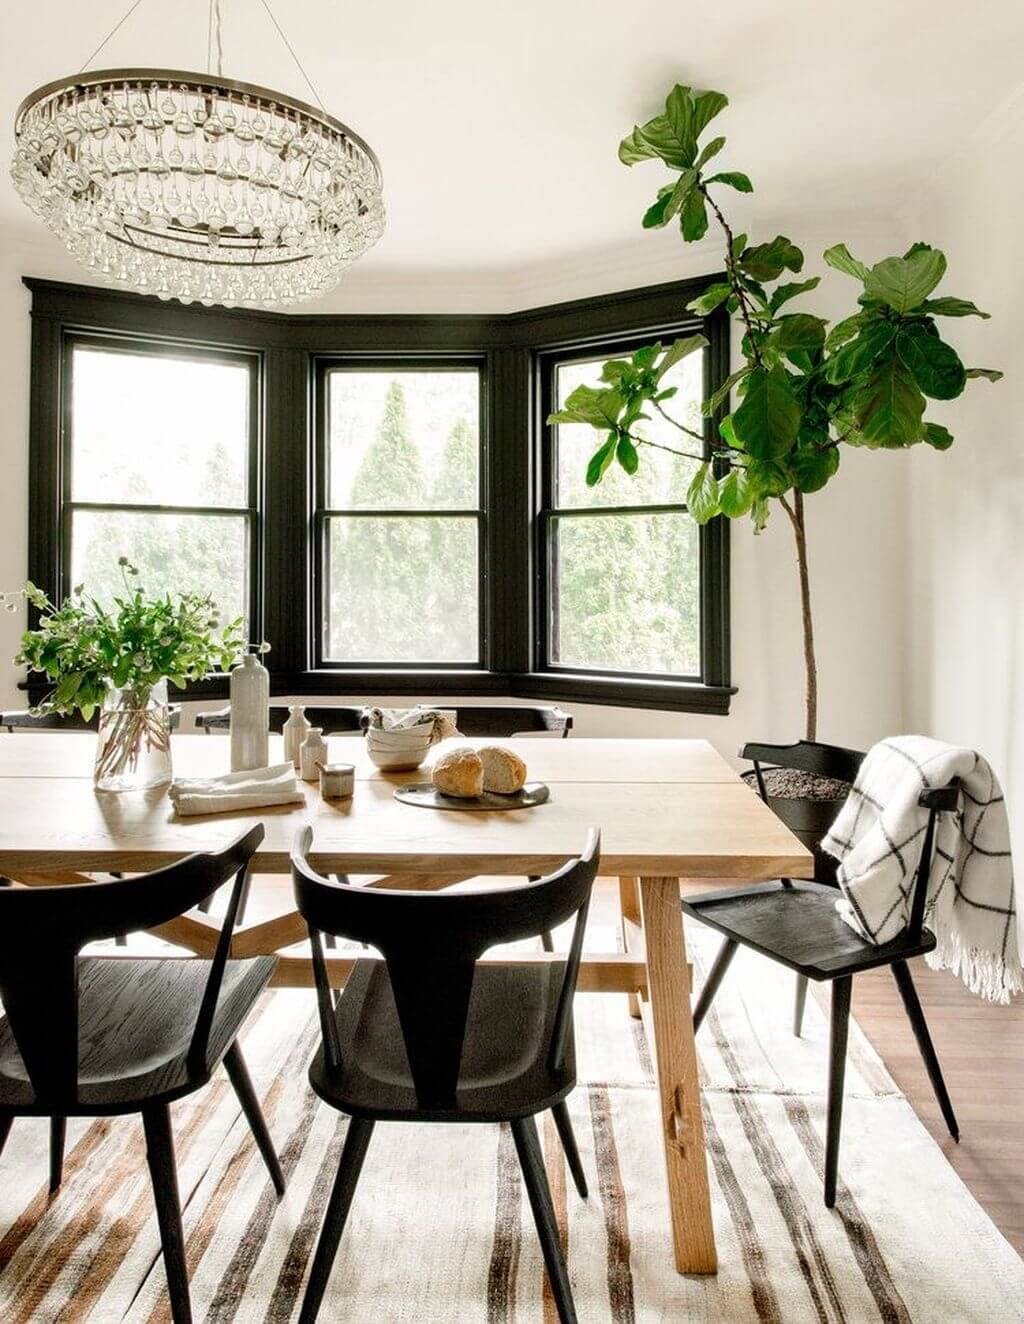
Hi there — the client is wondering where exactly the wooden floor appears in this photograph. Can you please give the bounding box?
[198,874,1024,1258]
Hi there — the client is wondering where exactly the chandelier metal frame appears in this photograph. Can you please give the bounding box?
[12,8,385,307]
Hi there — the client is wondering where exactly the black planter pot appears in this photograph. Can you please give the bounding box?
[742,769,851,885]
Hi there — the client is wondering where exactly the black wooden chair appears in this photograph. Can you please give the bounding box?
[0,825,285,1323]
[683,778,960,1207]
[741,740,865,1036]
[196,704,365,735]
[1,705,183,733]
[290,826,599,1324]
[413,704,573,738]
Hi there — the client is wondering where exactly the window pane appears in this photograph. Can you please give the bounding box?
[327,370,479,510]
[70,347,250,507]
[554,350,703,508]
[325,516,478,662]
[550,512,699,675]
[70,510,248,632]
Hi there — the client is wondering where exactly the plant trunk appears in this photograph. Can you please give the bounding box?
[785,491,818,741]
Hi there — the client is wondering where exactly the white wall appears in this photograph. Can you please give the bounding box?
[905,87,1024,848]
[0,219,915,765]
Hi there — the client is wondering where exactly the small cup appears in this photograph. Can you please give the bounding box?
[318,762,355,799]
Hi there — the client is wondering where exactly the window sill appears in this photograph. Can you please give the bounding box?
[22,668,735,715]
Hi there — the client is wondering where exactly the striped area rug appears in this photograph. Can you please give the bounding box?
[1,926,1021,1322]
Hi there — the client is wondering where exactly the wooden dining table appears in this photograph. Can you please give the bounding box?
[0,731,812,1277]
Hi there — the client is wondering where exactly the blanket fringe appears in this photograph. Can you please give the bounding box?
[927,927,1024,1005]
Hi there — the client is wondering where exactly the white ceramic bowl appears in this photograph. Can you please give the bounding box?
[366,726,433,770]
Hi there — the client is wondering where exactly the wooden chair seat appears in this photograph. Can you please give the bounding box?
[682,880,937,982]
[309,959,575,1123]
[0,956,275,1112]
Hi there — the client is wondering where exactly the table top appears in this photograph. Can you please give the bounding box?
[0,732,739,784]
[0,733,812,880]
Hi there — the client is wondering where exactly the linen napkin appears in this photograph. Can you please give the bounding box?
[822,736,1020,1003]
[168,763,305,817]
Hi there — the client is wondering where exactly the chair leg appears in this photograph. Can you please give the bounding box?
[299,1117,375,1324]
[511,1115,577,1324]
[793,975,809,1038]
[551,1100,588,1199]
[540,930,555,953]
[0,1113,12,1158]
[890,960,960,1142]
[142,1103,193,1324]
[824,976,852,1209]
[235,869,252,927]
[223,1043,286,1196]
[692,937,739,1032]
[49,1116,66,1193]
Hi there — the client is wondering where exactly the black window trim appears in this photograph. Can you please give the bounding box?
[58,329,264,646]
[312,354,488,670]
[23,274,735,715]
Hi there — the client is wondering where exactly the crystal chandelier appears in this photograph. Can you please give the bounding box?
[11,2,385,307]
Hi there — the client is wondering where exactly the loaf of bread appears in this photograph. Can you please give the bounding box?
[431,747,484,798]
[478,745,527,794]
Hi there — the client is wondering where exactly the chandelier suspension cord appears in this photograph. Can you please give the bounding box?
[76,0,148,73]
[258,0,328,113]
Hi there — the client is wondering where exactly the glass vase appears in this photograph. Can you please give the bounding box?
[94,679,173,792]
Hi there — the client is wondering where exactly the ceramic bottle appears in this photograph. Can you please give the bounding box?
[283,704,311,769]
[229,652,269,772]
[300,727,327,782]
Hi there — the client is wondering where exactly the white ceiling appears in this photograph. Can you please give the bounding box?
[3,0,1022,311]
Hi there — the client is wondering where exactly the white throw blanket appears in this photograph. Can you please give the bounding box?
[168,763,305,817]
[822,736,1020,1003]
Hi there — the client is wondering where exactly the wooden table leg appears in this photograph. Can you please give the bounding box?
[638,875,717,1275]
[618,876,643,1019]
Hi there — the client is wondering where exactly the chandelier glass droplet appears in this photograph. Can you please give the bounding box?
[12,68,385,306]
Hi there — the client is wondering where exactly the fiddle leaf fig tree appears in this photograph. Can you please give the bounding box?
[549,83,1001,739]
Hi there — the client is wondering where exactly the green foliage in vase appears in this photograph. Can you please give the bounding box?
[548,83,1001,737]
[6,560,251,721]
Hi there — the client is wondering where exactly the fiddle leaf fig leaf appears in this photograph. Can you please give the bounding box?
[823,243,869,281]
[657,334,707,379]
[705,170,753,193]
[548,385,624,429]
[687,281,732,316]
[686,462,721,523]
[922,421,955,450]
[824,320,897,384]
[619,125,660,165]
[918,297,990,319]
[791,443,840,493]
[773,313,827,354]
[964,367,1003,382]
[732,365,802,460]
[849,350,925,446]
[695,135,726,169]
[895,324,966,400]
[769,277,821,313]
[703,367,751,418]
[616,433,640,474]
[825,310,870,350]
[863,248,947,314]
[739,235,803,281]
[665,86,729,164]
[680,185,709,240]
[717,468,754,517]
[585,436,617,486]
[643,171,697,229]
[599,359,632,383]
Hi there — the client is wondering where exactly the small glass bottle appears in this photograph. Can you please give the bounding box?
[282,704,311,769]
[300,727,327,782]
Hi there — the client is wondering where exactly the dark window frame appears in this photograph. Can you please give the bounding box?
[57,331,264,643]
[537,329,711,687]
[312,355,488,670]
[23,275,735,714]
